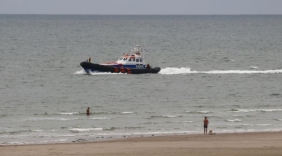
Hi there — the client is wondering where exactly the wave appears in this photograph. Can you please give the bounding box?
[28,116,111,121]
[148,115,183,119]
[185,110,211,114]
[0,129,44,135]
[58,112,80,115]
[30,129,43,132]
[68,128,103,132]
[159,67,282,75]
[121,112,134,114]
[27,117,78,121]
[91,117,111,120]
[234,123,271,127]
[124,127,145,130]
[249,66,259,69]
[104,127,120,131]
[230,108,282,113]
[166,120,194,123]
[57,111,113,116]
[232,115,246,117]
[226,119,242,122]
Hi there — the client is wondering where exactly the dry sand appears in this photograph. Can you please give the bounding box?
[1,132,282,156]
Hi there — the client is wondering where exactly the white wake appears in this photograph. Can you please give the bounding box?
[74,68,282,75]
[159,67,282,75]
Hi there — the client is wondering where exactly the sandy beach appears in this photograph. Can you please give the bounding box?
[1,132,282,156]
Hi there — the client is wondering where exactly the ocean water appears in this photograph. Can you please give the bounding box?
[1,15,282,145]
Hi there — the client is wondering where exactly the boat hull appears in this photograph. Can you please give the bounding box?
[80,62,161,74]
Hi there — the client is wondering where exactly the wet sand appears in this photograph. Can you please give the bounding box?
[1,132,282,156]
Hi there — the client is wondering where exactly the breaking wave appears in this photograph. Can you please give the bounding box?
[27,117,78,121]
[148,115,183,119]
[230,108,282,113]
[58,112,80,115]
[226,119,242,122]
[91,117,111,120]
[68,128,103,133]
[185,110,212,114]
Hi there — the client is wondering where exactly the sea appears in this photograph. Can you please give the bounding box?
[1,15,282,145]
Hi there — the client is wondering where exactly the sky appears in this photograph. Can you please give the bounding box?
[0,0,281,15]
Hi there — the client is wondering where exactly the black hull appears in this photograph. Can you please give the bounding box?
[80,62,161,74]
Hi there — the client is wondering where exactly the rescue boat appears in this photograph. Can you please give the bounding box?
[80,45,161,74]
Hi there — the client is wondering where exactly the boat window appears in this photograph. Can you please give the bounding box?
[140,58,143,62]
[132,58,135,61]
[123,57,127,60]
[136,59,139,62]
[128,58,131,61]
[119,57,123,60]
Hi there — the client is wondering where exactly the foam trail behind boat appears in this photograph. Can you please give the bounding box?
[159,67,282,75]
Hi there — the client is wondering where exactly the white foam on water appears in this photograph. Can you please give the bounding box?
[242,124,271,127]
[159,67,282,75]
[231,108,282,113]
[164,115,179,118]
[89,71,122,75]
[185,110,211,114]
[74,69,86,75]
[121,112,134,114]
[30,129,43,132]
[68,128,103,132]
[91,117,111,120]
[59,112,79,115]
[76,67,282,75]
[159,67,195,75]
[256,124,271,126]
[226,119,242,122]
[204,69,282,74]
[170,121,194,123]
[249,66,259,69]
[27,118,78,121]
[74,70,122,75]
[232,115,246,117]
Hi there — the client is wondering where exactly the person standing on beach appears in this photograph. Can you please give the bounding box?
[86,107,90,116]
[203,116,209,134]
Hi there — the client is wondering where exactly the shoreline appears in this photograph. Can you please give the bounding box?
[1,131,282,156]
[1,130,281,146]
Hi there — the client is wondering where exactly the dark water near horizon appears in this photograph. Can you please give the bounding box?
[1,15,282,145]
